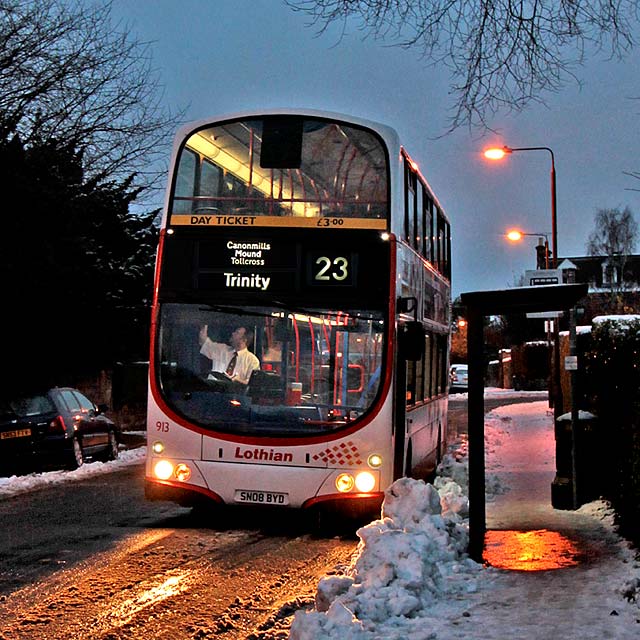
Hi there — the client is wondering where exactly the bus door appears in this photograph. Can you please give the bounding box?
[393,316,425,479]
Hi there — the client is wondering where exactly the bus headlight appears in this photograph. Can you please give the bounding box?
[174,463,192,482]
[367,454,383,469]
[152,441,165,454]
[154,459,174,480]
[355,471,376,493]
[335,473,355,493]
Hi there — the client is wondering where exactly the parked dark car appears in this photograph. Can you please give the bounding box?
[0,387,120,474]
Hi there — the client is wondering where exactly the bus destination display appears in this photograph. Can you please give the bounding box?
[196,236,358,293]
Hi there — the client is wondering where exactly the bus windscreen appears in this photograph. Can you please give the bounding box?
[156,303,385,437]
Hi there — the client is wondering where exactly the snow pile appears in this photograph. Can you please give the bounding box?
[0,447,146,498]
[289,415,520,639]
[290,473,482,639]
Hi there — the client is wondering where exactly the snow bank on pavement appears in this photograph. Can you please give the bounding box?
[0,447,146,498]
[448,388,548,401]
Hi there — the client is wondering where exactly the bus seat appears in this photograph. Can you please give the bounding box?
[247,370,282,405]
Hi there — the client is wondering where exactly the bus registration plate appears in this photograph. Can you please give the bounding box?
[234,490,289,506]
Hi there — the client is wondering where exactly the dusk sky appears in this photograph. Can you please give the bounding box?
[111,0,640,297]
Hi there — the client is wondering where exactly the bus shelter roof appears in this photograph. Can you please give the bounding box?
[460,283,588,315]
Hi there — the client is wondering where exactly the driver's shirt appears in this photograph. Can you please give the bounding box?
[200,339,259,384]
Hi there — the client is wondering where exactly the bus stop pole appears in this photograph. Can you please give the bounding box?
[466,307,485,562]
[569,307,579,509]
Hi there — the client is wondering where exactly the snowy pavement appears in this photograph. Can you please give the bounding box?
[0,446,146,499]
[1,401,639,639]
[290,400,640,639]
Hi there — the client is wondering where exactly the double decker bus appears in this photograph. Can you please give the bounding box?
[145,109,451,519]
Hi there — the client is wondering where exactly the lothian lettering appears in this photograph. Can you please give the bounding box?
[234,446,293,462]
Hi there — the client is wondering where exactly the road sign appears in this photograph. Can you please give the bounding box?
[525,269,562,286]
[564,355,578,371]
[526,310,563,319]
[525,270,564,318]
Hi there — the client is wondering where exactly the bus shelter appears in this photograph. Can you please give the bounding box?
[460,283,588,561]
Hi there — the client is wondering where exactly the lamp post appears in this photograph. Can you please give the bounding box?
[484,146,558,268]
[484,146,562,422]
[505,229,550,269]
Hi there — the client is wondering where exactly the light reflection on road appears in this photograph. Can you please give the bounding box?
[97,568,197,628]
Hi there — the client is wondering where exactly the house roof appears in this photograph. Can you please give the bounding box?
[559,254,640,289]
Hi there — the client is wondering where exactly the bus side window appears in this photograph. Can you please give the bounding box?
[422,332,432,400]
[430,332,438,397]
[435,333,447,395]
[444,219,451,279]
[406,347,426,407]
[404,160,417,248]
[194,159,221,213]
[415,340,425,402]
[406,359,415,406]
[436,210,447,275]
[423,192,433,262]
[417,183,425,259]
[173,148,197,214]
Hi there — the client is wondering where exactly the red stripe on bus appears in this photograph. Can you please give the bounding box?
[302,492,385,509]
[148,478,224,503]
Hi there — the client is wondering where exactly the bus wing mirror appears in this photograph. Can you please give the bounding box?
[398,321,424,361]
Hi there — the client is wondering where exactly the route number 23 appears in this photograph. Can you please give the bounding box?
[315,256,349,281]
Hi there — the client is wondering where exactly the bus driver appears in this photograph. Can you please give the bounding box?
[199,325,260,385]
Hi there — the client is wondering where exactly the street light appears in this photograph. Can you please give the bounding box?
[505,229,550,269]
[484,145,558,268]
[484,146,562,422]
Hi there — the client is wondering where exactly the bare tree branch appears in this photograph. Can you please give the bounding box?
[286,0,638,130]
[0,0,184,193]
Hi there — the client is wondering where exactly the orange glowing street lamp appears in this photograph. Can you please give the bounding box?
[505,228,550,268]
[484,145,558,268]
